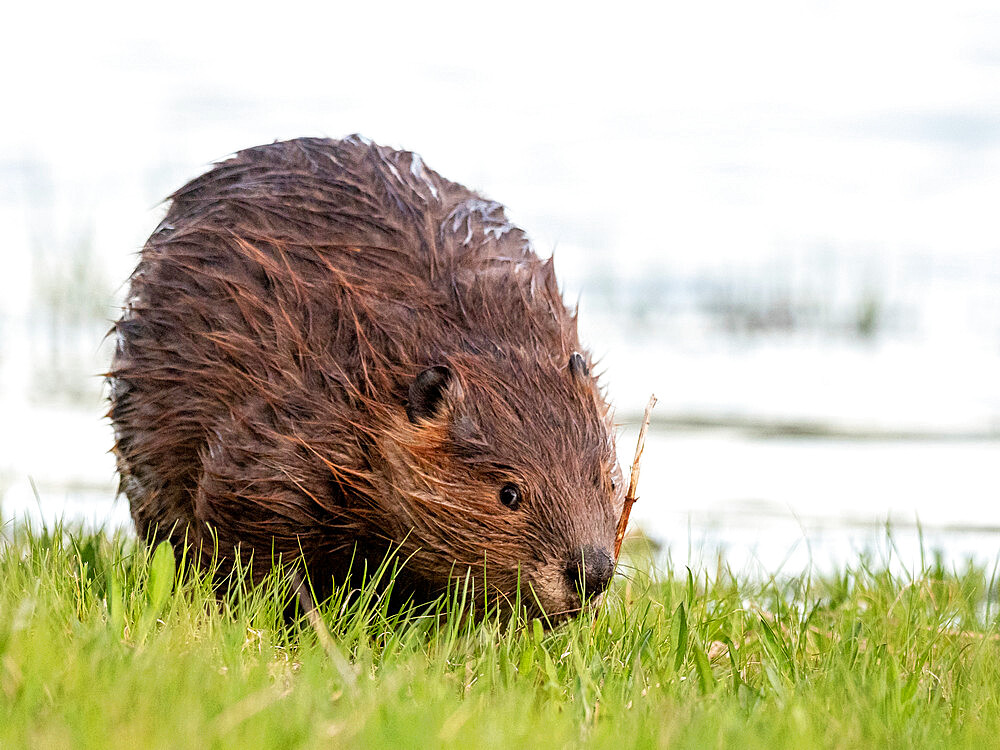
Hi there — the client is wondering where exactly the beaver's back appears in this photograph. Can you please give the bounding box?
[109,136,583,571]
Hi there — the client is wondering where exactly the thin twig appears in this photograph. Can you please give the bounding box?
[614,394,657,561]
[289,568,357,690]
[592,395,658,636]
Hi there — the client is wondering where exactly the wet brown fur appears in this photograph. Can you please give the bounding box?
[109,136,623,619]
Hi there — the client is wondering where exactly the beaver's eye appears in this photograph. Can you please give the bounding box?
[499,483,522,510]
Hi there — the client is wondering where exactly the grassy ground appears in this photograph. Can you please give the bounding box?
[2,522,1000,749]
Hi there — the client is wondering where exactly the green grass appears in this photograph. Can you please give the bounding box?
[3,521,1000,749]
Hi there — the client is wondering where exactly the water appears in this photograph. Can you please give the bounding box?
[623,427,1000,576]
[2,0,999,576]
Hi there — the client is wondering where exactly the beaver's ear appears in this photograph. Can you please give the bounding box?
[407,365,461,423]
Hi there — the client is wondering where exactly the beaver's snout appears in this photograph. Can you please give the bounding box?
[565,545,614,601]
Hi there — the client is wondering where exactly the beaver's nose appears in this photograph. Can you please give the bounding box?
[565,545,614,600]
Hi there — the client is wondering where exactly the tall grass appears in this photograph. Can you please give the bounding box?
[2,519,1000,748]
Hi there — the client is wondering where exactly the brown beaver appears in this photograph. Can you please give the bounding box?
[109,135,623,621]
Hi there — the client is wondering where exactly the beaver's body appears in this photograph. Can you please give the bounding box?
[110,136,621,618]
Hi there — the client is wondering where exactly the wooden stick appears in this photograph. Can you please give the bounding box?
[613,394,657,561]
[290,568,357,690]
[290,568,333,650]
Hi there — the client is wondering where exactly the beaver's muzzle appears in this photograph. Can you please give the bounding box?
[565,544,614,602]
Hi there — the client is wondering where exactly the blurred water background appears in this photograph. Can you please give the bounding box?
[1,0,998,575]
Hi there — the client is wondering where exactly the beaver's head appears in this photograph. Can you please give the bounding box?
[373,348,623,622]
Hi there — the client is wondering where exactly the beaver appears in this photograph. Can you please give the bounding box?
[109,135,623,621]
